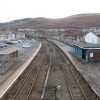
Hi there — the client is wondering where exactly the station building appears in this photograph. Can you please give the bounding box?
[0,47,20,59]
[0,47,20,74]
[73,42,100,62]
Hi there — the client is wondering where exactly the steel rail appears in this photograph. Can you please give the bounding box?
[62,53,87,100]
[11,64,39,100]
[10,47,44,100]
[25,64,42,100]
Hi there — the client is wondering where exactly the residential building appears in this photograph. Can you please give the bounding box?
[84,32,100,44]
[0,31,15,41]
[15,32,25,39]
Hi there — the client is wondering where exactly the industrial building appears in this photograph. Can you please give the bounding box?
[73,42,100,62]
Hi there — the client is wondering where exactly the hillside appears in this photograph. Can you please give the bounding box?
[1,13,100,31]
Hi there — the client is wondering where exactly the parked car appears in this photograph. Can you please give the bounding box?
[18,40,23,43]
[7,40,19,44]
[22,43,31,48]
[0,43,7,48]
[10,40,19,44]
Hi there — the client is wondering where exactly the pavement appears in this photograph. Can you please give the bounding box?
[51,39,100,99]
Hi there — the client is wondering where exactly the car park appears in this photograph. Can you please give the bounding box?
[18,40,23,43]
[6,40,19,44]
[10,40,19,44]
[22,43,31,48]
[0,43,7,48]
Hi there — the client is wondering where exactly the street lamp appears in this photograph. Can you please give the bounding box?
[53,85,61,100]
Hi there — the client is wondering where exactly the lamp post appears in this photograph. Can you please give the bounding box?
[53,85,61,100]
[53,86,57,100]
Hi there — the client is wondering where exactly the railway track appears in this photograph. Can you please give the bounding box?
[12,64,41,100]
[3,39,99,100]
[54,43,87,100]
[61,54,87,100]
[4,43,49,100]
[13,41,52,100]
[4,52,41,100]
[44,40,99,100]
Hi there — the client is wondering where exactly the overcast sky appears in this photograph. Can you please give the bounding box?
[0,0,100,22]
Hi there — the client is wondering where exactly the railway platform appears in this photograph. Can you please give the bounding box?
[51,39,100,99]
[0,43,41,100]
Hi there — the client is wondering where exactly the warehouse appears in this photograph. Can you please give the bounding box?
[73,42,100,63]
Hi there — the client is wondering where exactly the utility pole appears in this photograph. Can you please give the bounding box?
[53,85,61,100]
[53,86,57,100]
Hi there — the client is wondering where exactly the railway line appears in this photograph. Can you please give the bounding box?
[61,53,87,100]
[44,41,87,100]
[44,40,99,100]
[3,42,50,100]
[2,39,100,100]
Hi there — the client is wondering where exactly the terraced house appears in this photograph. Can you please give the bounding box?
[0,31,15,41]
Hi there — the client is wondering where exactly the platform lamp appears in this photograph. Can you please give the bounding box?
[53,85,61,100]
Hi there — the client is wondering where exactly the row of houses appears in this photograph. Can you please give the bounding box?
[0,31,25,41]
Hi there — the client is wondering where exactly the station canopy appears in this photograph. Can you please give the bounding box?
[73,42,100,49]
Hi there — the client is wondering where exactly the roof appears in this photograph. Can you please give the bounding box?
[73,42,100,49]
[0,31,14,35]
[88,32,100,37]
[0,47,20,55]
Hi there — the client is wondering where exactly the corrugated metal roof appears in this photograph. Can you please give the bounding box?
[0,47,20,55]
[73,42,100,49]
